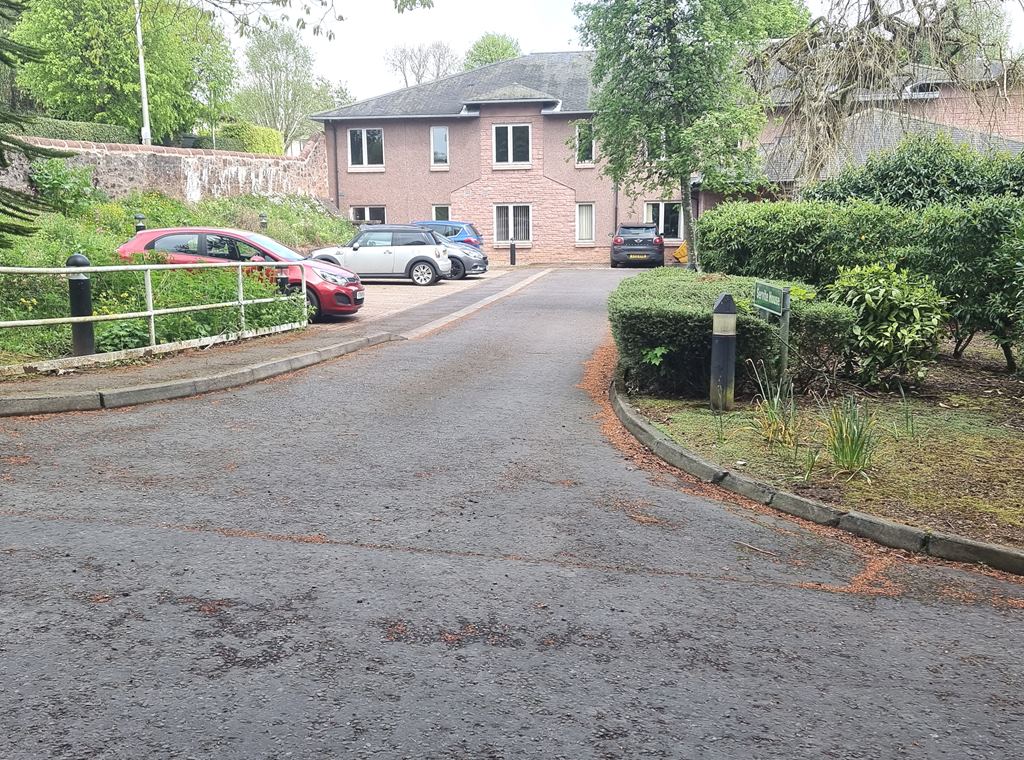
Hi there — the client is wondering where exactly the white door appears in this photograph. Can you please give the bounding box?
[346,230,394,275]
[391,230,436,274]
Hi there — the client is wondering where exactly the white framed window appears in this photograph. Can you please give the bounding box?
[348,128,384,169]
[576,203,595,243]
[493,124,531,166]
[494,204,532,243]
[351,206,386,224]
[645,201,681,238]
[430,126,449,168]
[575,122,595,166]
[432,205,450,221]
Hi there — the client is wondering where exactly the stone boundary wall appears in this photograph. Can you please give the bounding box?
[0,134,329,202]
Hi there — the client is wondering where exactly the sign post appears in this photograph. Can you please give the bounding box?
[753,281,791,378]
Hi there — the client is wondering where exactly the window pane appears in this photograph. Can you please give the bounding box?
[577,204,594,242]
[512,125,530,163]
[431,126,448,165]
[512,205,531,241]
[351,207,367,221]
[664,203,681,238]
[644,203,658,227]
[206,235,236,260]
[576,123,594,163]
[394,232,429,246]
[494,126,509,163]
[495,205,510,242]
[366,129,384,165]
[236,241,263,260]
[360,231,392,247]
[368,206,386,224]
[152,234,199,254]
[433,205,450,221]
[349,130,364,166]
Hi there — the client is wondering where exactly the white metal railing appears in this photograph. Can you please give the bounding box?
[0,260,308,347]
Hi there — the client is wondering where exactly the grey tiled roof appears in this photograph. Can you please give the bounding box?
[761,108,1024,182]
[313,52,596,121]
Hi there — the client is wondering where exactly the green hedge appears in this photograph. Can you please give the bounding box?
[15,116,136,144]
[697,200,917,286]
[609,269,856,396]
[216,122,285,155]
[803,133,1024,208]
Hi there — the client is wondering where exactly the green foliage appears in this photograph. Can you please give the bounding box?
[803,134,1024,208]
[230,27,338,146]
[28,158,105,215]
[827,264,947,386]
[577,0,773,265]
[752,0,810,38]
[462,33,521,70]
[697,199,917,285]
[821,396,878,478]
[218,121,285,155]
[11,0,229,141]
[15,116,135,143]
[912,196,1024,370]
[749,360,797,447]
[608,268,855,396]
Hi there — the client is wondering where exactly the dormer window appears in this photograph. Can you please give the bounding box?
[908,82,940,96]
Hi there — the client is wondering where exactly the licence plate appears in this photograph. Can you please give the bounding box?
[355,291,365,300]
[628,254,647,259]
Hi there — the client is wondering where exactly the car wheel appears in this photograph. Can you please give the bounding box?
[410,262,438,286]
[306,288,322,322]
[449,257,466,280]
[610,258,619,268]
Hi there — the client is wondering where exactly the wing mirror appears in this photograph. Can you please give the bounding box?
[352,242,360,251]
[250,255,266,262]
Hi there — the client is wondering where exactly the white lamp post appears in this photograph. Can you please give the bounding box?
[133,0,152,145]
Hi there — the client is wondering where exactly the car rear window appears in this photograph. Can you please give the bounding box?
[619,226,656,236]
[148,233,199,254]
[394,231,433,246]
[467,225,482,238]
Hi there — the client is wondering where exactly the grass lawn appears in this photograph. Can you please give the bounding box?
[632,338,1024,550]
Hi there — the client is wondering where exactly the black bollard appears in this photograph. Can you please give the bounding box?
[509,241,516,266]
[710,292,737,412]
[259,212,269,232]
[66,253,95,356]
[134,213,146,233]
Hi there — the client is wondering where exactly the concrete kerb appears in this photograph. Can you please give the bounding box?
[0,333,397,417]
[609,380,1024,577]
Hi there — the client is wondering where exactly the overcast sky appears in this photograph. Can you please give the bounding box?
[282,0,1024,103]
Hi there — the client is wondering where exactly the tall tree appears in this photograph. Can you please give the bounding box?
[577,0,768,269]
[0,0,63,245]
[462,32,521,71]
[11,0,222,140]
[190,11,237,147]
[230,26,339,145]
[755,0,810,38]
[385,41,460,87]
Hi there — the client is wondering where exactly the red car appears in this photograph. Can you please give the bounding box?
[117,227,365,319]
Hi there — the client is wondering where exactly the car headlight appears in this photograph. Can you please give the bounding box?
[318,269,350,285]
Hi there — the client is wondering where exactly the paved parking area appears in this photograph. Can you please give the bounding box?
[357,270,509,323]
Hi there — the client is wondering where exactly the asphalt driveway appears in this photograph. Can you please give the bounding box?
[1,269,1021,759]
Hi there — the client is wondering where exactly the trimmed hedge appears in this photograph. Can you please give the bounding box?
[15,116,136,144]
[609,269,856,396]
[697,200,916,286]
[216,122,285,155]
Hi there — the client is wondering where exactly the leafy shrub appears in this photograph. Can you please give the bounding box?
[29,158,107,215]
[912,196,1024,371]
[697,199,916,285]
[16,116,136,144]
[609,269,856,396]
[218,121,285,155]
[826,264,947,386]
[803,134,997,208]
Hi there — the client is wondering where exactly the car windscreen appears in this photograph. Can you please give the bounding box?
[246,233,306,261]
[619,226,656,236]
[429,232,449,244]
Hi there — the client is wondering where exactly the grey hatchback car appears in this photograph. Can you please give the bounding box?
[610,223,665,267]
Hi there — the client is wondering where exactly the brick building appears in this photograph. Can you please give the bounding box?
[314,53,1024,265]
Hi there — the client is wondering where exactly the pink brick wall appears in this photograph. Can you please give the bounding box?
[0,134,328,202]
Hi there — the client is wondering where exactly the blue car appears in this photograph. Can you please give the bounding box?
[413,220,484,250]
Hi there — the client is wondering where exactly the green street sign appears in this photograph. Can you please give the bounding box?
[753,281,786,316]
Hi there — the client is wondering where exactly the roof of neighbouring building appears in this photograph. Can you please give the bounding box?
[312,52,597,121]
[761,108,1024,182]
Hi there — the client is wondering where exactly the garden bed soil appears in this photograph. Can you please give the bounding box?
[632,339,1024,551]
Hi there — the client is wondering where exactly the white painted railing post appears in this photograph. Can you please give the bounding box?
[143,268,156,346]
[236,263,246,331]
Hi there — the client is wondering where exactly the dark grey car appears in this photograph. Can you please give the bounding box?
[610,223,665,267]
